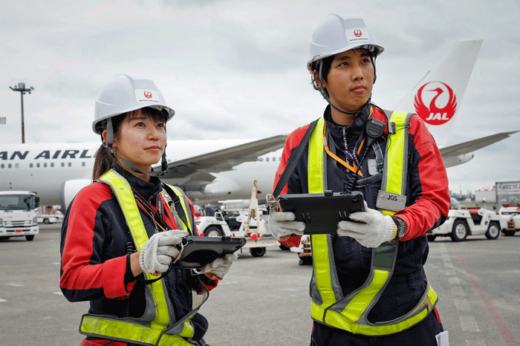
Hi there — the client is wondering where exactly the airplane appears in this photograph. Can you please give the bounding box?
[0,39,517,210]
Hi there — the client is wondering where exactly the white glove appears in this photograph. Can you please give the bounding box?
[200,253,238,280]
[139,230,189,274]
[267,211,305,240]
[337,206,396,248]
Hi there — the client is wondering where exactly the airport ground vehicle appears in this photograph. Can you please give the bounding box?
[38,215,58,224]
[290,235,312,265]
[0,191,39,241]
[427,208,502,242]
[196,211,278,257]
[497,204,520,236]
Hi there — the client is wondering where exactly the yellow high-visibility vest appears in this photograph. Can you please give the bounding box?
[79,169,200,346]
[308,112,438,336]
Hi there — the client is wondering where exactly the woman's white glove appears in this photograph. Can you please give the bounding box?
[267,211,305,240]
[139,230,189,274]
[337,206,396,248]
[200,253,238,280]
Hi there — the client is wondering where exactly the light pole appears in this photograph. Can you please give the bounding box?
[9,82,34,144]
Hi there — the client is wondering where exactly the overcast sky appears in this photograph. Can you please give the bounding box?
[1,0,519,195]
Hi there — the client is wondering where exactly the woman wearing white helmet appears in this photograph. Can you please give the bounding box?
[269,13,450,345]
[60,75,236,346]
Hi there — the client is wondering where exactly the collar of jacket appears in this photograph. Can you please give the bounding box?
[323,102,372,151]
[113,163,163,204]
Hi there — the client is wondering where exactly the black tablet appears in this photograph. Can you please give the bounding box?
[171,236,246,269]
[278,191,365,235]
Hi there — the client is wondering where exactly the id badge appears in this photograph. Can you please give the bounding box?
[376,190,407,212]
[367,159,378,176]
[435,331,449,346]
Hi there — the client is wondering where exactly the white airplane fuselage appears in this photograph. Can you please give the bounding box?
[0,141,281,206]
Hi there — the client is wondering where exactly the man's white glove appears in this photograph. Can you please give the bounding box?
[337,205,396,248]
[267,211,305,240]
[200,253,238,280]
[139,230,188,274]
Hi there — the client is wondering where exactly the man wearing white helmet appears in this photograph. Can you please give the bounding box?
[60,75,236,346]
[269,14,450,345]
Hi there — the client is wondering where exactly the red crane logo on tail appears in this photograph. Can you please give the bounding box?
[144,91,153,99]
[353,29,362,37]
[414,81,457,125]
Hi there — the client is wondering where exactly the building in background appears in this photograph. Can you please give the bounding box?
[496,181,520,206]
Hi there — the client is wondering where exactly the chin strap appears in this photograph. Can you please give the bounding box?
[311,58,376,117]
[104,118,168,178]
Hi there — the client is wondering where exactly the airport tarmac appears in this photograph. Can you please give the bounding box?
[0,225,519,346]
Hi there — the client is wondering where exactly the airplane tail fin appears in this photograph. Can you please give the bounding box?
[395,39,483,146]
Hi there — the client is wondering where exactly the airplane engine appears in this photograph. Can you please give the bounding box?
[443,153,474,168]
[60,179,92,212]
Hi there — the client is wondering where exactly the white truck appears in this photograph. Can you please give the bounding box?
[0,191,40,241]
[427,207,502,242]
[195,211,278,257]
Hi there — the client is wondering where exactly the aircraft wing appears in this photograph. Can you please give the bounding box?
[159,135,287,186]
[440,131,518,157]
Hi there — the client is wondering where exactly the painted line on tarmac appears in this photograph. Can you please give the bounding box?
[0,298,6,302]
[5,283,23,287]
[466,340,486,346]
[454,299,471,312]
[450,243,518,346]
[53,292,63,295]
[438,243,482,344]
[460,315,480,332]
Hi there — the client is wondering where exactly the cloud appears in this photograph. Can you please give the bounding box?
[1,0,519,193]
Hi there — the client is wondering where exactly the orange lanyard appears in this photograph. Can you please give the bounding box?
[322,107,373,177]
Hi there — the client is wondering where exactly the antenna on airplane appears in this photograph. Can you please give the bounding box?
[9,82,34,144]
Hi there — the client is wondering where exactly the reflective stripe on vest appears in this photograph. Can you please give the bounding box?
[79,169,196,345]
[308,112,438,336]
[166,185,193,234]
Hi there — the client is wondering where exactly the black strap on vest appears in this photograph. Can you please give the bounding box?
[161,184,191,235]
[273,119,319,197]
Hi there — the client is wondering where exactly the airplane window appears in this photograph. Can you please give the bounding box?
[279,157,281,161]
[272,157,276,161]
[43,163,47,168]
[51,163,54,167]
[82,162,85,167]
[15,163,19,168]
[30,163,33,168]
[61,162,64,167]
[266,157,269,162]
[37,163,40,168]
[8,164,11,168]
[68,162,71,167]
[1,164,3,169]
[259,157,264,162]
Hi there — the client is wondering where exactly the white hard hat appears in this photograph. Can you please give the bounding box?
[307,13,384,68]
[92,74,175,134]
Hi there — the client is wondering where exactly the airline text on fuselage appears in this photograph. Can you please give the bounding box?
[0,149,94,161]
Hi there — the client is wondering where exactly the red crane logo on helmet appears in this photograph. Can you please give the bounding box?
[353,29,362,37]
[414,81,457,125]
[144,91,153,99]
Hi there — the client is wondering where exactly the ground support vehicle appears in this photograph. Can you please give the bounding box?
[0,191,40,241]
[497,205,520,236]
[290,235,312,265]
[427,208,501,242]
[195,211,278,257]
[38,215,60,224]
